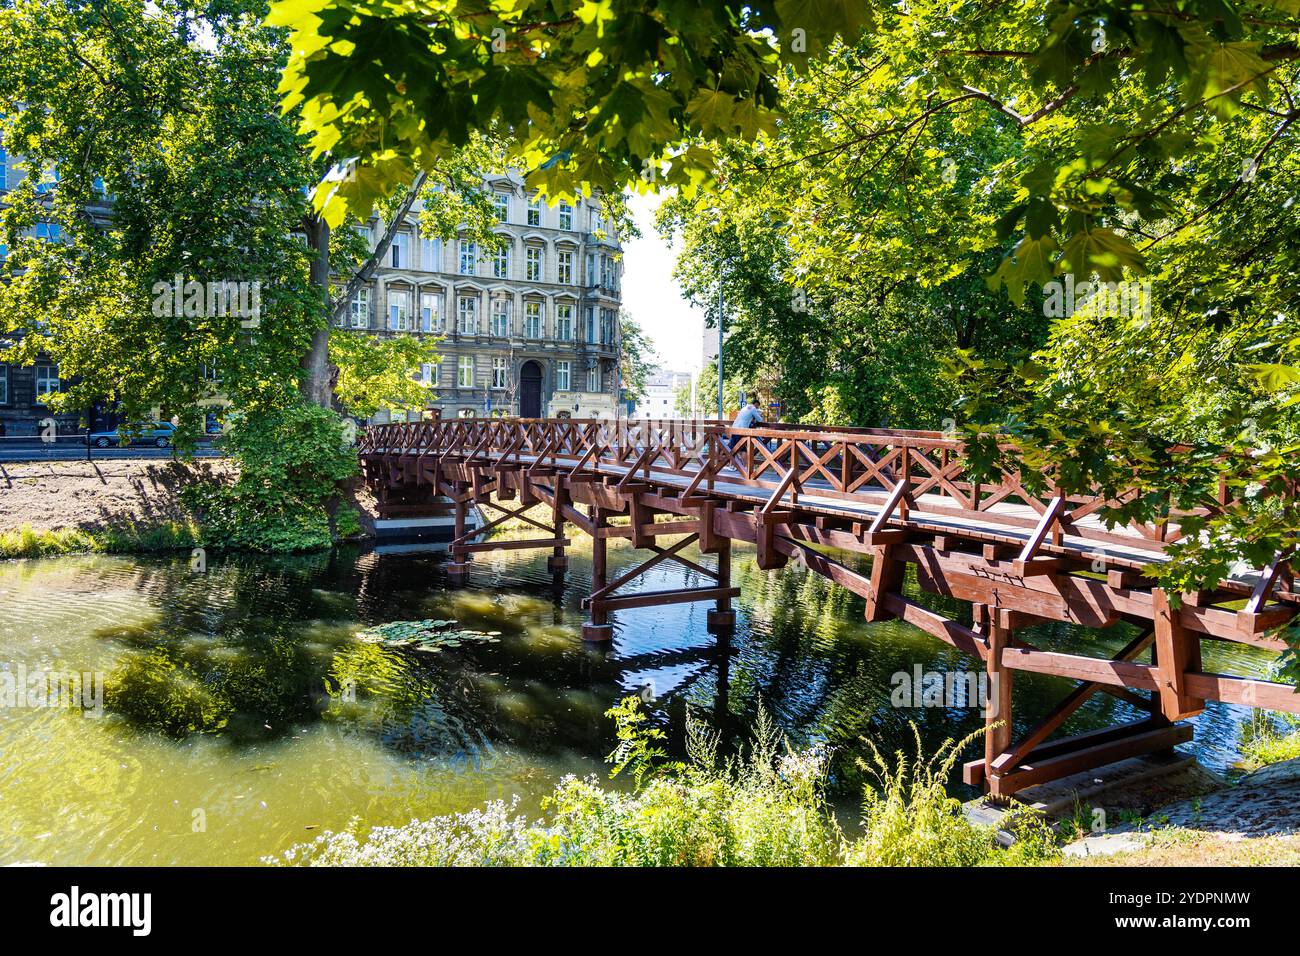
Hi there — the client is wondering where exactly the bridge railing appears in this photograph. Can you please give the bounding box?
[356,417,1274,560]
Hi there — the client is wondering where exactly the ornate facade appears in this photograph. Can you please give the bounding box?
[352,172,623,422]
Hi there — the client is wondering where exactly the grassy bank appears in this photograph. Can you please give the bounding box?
[270,702,1060,867]
[0,521,203,560]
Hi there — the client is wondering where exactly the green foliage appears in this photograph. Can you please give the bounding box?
[0,0,321,438]
[328,329,441,419]
[183,402,358,552]
[271,704,1059,867]
[618,311,655,404]
[605,696,674,788]
[0,521,202,560]
[270,0,873,226]
[1238,711,1300,772]
[848,724,1057,866]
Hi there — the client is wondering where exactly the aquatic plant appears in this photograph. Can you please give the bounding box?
[355,619,502,653]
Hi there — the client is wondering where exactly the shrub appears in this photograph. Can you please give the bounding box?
[847,724,1058,866]
[184,402,358,552]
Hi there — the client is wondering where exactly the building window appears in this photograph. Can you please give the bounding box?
[390,231,409,269]
[458,407,476,418]
[493,191,509,222]
[527,195,542,227]
[458,240,477,275]
[525,301,542,339]
[420,235,441,271]
[601,308,615,344]
[36,364,60,399]
[558,200,573,231]
[587,363,599,393]
[0,365,8,404]
[388,289,412,330]
[526,246,542,282]
[557,250,573,284]
[584,306,596,343]
[586,252,597,286]
[457,355,474,388]
[492,243,510,279]
[457,296,478,335]
[490,296,511,337]
[420,291,441,332]
[349,288,370,328]
[555,304,573,341]
[491,357,508,390]
[555,360,570,391]
[419,363,436,387]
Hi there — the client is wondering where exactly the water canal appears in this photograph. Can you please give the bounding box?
[0,536,1282,864]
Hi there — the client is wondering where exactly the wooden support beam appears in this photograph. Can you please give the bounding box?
[990,628,1156,778]
[1152,588,1205,720]
[590,586,740,613]
[983,611,1013,788]
[974,720,1192,796]
[865,544,906,621]
[455,537,571,554]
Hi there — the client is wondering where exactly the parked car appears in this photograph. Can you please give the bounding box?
[85,421,176,448]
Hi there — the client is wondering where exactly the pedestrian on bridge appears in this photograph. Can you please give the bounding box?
[730,393,764,449]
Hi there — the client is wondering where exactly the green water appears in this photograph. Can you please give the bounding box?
[0,539,1283,865]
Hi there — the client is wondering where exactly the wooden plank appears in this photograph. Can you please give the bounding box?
[589,586,740,613]
[984,614,1013,775]
[989,628,1155,776]
[880,592,988,659]
[454,537,571,553]
[1015,493,1065,564]
[988,723,1192,796]
[1000,646,1160,690]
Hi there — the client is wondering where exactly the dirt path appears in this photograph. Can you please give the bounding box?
[0,459,235,533]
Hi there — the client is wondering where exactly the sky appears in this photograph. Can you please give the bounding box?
[619,192,707,375]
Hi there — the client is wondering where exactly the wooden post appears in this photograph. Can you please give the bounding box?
[583,507,613,641]
[707,537,736,631]
[983,610,1013,794]
[1152,588,1205,720]
[447,488,470,581]
[548,479,568,575]
[864,544,905,621]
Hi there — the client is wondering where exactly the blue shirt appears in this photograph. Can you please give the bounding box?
[732,404,764,429]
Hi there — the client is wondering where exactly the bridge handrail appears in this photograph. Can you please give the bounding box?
[355,417,1293,577]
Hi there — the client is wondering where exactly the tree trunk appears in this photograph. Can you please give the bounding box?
[301,214,333,407]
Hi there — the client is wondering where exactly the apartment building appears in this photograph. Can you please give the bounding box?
[351,171,624,421]
[632,367,691,420]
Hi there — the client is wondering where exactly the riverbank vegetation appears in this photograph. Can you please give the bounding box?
[0,520,202,561]
[272,701,1058,867]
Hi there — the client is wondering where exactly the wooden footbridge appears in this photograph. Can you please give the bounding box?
[358,417,1299,797]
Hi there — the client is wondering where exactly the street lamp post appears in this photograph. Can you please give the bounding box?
[716,265,724,421]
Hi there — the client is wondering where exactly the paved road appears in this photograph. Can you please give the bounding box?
[0,444,224,463]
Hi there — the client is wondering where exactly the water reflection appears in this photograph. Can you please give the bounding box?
[0,538,1283,864]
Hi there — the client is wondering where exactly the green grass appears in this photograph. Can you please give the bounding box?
[1239,712,1300,771]
[269,703,1061,868]
[0,521,203,560]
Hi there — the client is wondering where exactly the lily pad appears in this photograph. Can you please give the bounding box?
[356,618,502,652]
